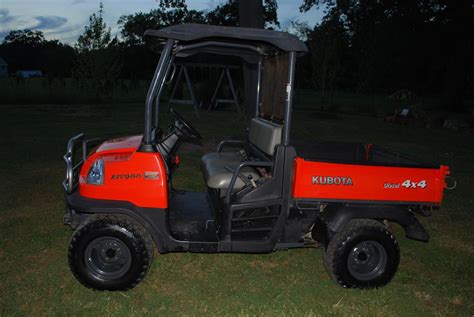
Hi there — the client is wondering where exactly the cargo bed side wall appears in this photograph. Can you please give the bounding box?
[292,158,448,204]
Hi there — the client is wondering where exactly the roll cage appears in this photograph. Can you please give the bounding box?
[138,23,308,152]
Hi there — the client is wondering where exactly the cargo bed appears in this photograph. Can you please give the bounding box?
[292,142,449,205]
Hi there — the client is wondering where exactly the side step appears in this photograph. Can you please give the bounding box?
[232,215,278,222]
[231,227,273,233]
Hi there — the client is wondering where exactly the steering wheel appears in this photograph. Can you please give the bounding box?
[170,108,202,140]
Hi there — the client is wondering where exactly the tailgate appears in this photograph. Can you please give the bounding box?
[292,158,450,204]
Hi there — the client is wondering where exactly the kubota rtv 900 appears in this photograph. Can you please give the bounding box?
[63,24,452,291]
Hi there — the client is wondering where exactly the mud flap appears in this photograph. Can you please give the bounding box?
[404,217,430,242]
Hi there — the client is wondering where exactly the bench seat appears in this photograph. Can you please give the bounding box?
[200,118,282,190]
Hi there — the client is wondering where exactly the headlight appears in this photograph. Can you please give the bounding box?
[86,159,104,185]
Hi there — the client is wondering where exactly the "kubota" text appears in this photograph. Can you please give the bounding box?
[312,176,353,186]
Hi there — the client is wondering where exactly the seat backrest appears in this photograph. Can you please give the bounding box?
[248,118,282,156]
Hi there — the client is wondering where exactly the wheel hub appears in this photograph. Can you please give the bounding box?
[105,248,116,258]
[347,240,387,281]
[85,236,132,280]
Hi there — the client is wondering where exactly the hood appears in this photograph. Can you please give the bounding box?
[95,135,143,154]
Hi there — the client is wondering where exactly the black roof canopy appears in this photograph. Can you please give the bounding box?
[144,23,308,53]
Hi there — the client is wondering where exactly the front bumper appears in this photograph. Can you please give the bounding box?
[63,134,103,228]
[64,191,87,228]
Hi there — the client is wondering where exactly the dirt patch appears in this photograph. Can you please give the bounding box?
[180,262,208,279]
[415,291,432,302]
[439,237,474,254]
[23,248,63,270]
[249,260,280,270]
[449,297,464,306]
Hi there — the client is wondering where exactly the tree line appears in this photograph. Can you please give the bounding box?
[0,0,472,110]
[302,0,473,111]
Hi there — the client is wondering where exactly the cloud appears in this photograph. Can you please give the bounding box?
[0,9,23,41]
[0,31,9,41]
[0,8,16,24]
[33,16,68,30]
[72,0,86,4]
[46,23,82,42]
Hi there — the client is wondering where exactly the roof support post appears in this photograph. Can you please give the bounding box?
[182,66,199,117]
[283,51,296,146]
[255,55,263,118]
[154,58,175,130]
[140,39,174,152]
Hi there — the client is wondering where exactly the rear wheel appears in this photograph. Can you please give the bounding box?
[68,215,154,291]
[323,219,400,288]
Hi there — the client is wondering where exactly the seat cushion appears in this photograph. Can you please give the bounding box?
[200,151,260,189]
[248,118,282,156]
[203,165,260,189]
[200,152,244,170]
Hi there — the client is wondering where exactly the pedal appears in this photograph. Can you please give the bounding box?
[248,175,257,188]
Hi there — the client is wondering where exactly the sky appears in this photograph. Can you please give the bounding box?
[0,0,324,44]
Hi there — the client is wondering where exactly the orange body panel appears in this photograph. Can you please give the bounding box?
[292,158,449,204]
[79,135,168,208]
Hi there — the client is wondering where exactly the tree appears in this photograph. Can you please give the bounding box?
[3,29,46,47]
[76,2,112,52]
[287,21,311,41]
[118,0,278,46]
[0,29,75,77]
[236,0,279,116]
[73,2,122,100]
[0,30,46,73]
[309,13,348,108]
[207,0,278,28]
[39,40,76,78]
[206,1,240,26]
[118,1,205,45]
[300,0,474,110]
[439,0,474,111]
[238,0,263,116]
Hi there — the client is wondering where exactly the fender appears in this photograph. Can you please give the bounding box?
[315,203,430,243]
[65,191,186,253]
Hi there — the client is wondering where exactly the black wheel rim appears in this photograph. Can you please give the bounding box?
[85,236,132,280]
[347,240,387,281]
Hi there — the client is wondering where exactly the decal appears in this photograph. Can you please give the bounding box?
[312,176,353,186]
[111,173,141,180]
[383,180,428,189]
[286,83,292,102]
[144,171,160,180]
[401,179,427,189]
[113,154,130,161]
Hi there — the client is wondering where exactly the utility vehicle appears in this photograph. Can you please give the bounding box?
[63,24,451,291]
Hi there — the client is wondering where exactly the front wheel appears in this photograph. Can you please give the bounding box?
[68,215,154,291]
[323,219,400,289]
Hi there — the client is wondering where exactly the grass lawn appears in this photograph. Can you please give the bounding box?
[0,101,473,316]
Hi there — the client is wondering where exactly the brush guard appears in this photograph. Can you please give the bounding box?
[63,134,101,194]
